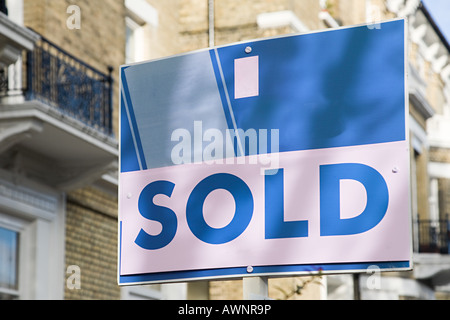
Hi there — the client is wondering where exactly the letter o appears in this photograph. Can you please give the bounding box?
[186,173,254,244]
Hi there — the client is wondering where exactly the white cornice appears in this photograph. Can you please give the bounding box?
[257,10,309,33]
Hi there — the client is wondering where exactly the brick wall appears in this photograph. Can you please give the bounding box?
[210,280,243,300]
[209,277,323,300]
[144,0,181,59]
[430,147,450,164]
[179,0,326,52]
[23,0,45,32]
[23,0,125,137]
[64,187,119,300]
[24,0,125,74]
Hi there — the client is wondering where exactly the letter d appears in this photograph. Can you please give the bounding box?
[320,163,389,236]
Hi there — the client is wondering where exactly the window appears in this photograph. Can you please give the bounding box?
[125,17,141,64]
[0,176,65,299]
[5,0,23,25]
[0,227,19,300]
[125,0,159,64]
[0,0,7,15]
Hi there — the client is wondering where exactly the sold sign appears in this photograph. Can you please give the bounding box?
[118,19,411,285]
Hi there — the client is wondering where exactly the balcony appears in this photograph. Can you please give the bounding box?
[25,37,114,136]
[0,18,117,191]
[417,218,450,254]
[416,218,450,254]
[414,218,450,291]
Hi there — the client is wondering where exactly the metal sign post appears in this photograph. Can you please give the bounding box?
[243,276,269,300]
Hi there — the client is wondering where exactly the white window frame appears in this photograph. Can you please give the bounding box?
[0,217,22,299]
[125,0,158,28]
[0,170,65,300]
[125,0,159,64]
[125,17,142,64]
[5,0,23,25]
[257,10,309,33]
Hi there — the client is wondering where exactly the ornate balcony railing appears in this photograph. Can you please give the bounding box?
[417,217,450,254]
[24,36,114,136]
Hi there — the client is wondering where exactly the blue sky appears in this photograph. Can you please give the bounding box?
[422,0,450,44]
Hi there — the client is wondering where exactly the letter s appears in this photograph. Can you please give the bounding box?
[135,181,177,250]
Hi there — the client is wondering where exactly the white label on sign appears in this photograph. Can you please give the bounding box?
[235,56,259,99]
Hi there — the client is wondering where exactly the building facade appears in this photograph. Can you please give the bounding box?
[0,0,122,300]
[0,0,449,300]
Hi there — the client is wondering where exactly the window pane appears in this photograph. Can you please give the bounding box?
[0,227,19,290]
[125,23,136,64]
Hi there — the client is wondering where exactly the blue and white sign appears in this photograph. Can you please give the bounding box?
[118,19,411,286]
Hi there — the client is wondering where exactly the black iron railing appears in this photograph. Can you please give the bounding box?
[25,36,114,136]
[417,217,450,254]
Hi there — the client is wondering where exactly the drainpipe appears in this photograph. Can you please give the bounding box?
[208,0,215,47]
